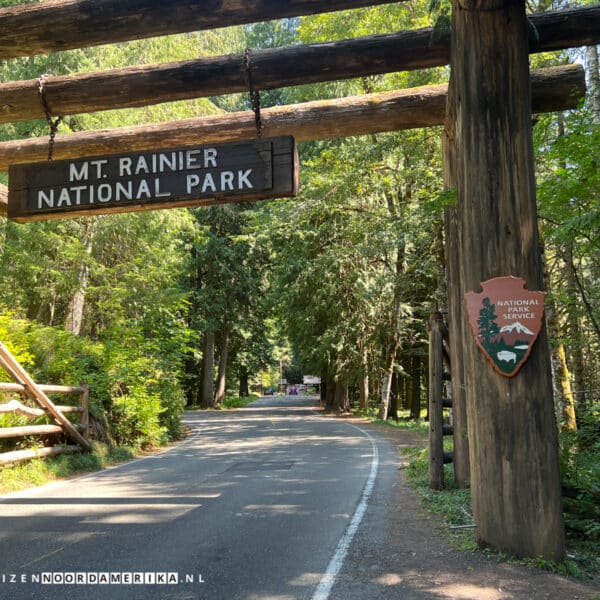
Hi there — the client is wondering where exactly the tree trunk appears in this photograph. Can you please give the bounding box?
[389,371,399,421]
[214,325,230,406]
[199,332,215,409]
[334,381,350,413]
[239,367,249,398]
[563,243,587,412]
[410,354,421,420]
[325,379,336,412]
[65,220,94,336]
[450,0,565,560]
[544,265,577,431]
[587,45,600,122]
[358,345,369,410]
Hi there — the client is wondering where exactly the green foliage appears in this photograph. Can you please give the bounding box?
[0,442,135,495]
[405,444,600,577]
[221,393,260,409]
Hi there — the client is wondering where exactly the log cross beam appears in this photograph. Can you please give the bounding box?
[0,5,596,126]
[0,0,404,60]
[0,65,584,178]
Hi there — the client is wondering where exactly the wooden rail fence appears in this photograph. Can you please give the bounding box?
[0,342,90,466]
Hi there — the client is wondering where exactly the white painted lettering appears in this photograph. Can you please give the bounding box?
[221,171,235,191]
[154,178,171,198]
[201,173,216,193]
[69,162,88,182]
[187,174,200,194]
[90,159,108,179]
[57,188,72,207]
[238,169,253,189]
[71,186,86,205]
[38,190,54,209]
[159,153,177,172]
[135,156,150,175]
[97,184,112,203]
[204,148,218,168]
[116,181,133,201]
[136,179,152,199]
[120,157,132,177]
[186,150,201,170]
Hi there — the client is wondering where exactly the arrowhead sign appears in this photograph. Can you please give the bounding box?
[465,276,545,377]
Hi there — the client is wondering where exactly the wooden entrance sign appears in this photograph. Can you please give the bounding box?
[8,136,298,222]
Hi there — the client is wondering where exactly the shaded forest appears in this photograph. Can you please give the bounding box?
[0,1,597,544]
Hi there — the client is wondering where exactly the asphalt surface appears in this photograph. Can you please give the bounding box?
[0,395,398,600]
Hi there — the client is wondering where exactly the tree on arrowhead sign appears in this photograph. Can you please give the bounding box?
[465,276,545,377]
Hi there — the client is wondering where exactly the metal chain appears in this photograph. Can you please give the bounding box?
[243,49,263,139]
[36,74,63,161]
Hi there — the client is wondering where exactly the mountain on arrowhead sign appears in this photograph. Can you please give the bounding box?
[465,276,545,377]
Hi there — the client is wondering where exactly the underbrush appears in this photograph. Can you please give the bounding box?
[0,442,135,495]
[353,407,428,432]
[187,393,260,411]
[404,436,600,580]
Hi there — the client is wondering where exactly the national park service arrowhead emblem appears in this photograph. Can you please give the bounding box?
[465,276,545,377]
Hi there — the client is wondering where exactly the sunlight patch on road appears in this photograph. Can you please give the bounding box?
[288,573,324,586]
[427,583,506,599]
[239,503,311,517]
[373,573,403,585]
[82,504,199,524]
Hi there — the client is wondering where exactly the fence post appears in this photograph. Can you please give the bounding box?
[429,312,445,489]
[80,383,89,442]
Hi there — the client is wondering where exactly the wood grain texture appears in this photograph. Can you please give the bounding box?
[0,0,403,60]
[450,0,565,560]
[0,445,81,466]
[0,65,584,177]
[0,6,596,125]
[8,137,298,222]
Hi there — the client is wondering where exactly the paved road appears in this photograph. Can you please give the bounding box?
[0,396,398,600]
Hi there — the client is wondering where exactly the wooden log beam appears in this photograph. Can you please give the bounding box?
[0,6,596,126]
[0,399,45,418]
[0,382,85,394]
[0,0,403,61]
[0,424,65,439]
[0,400,83,417]
[0,445,81,466]
[0,65,584,174]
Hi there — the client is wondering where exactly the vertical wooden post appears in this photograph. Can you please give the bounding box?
[429,312,445,490]
[80,383,89,442]
[449,0,565,559]
[442,109,470,489]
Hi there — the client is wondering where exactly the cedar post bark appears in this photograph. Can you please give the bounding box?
[442,88,470,488]
[450,0,564,559]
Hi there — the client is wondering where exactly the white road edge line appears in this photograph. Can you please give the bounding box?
[311,423,379,600]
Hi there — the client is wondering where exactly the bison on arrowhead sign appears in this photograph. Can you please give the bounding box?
[465,276,545,377]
